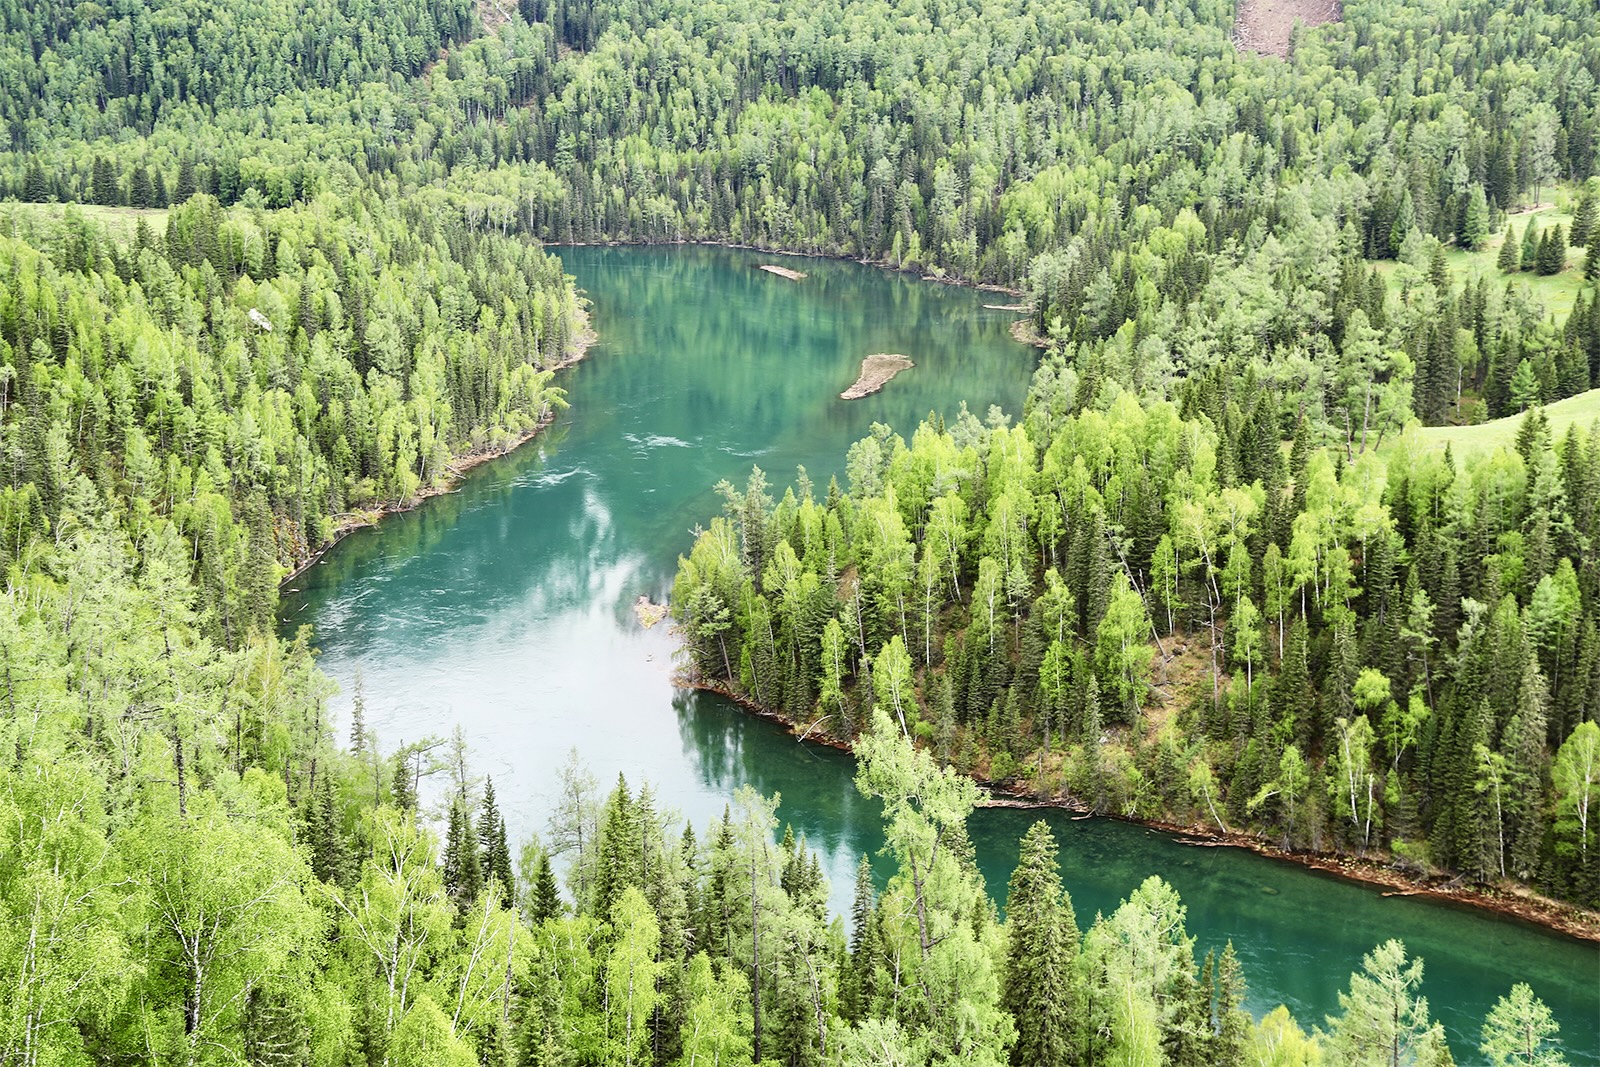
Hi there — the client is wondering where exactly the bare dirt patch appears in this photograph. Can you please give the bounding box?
[1234,0,1341,58]
[841,354,914,400]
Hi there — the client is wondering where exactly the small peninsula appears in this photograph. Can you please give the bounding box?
[841,353,914,399]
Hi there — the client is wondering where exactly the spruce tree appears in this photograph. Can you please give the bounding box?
[529,848,561,923]
[1522,222,1541,271]
[443,792,482,912]
[1587,228,1600,284]
[23,160,48,202]
[1462,185,1491,250]
[1572,187,1598,249]
[1498,223,1521,272]
[309,776,351,887]
[1537,224,1567,275]
[391,754,417,812]
[175,157,198,203]
[1003,821,1081,1067]
[479,777,513,902]
[129,165,151,209]
[843,855,878,1022]
[1214,943,1252,1067]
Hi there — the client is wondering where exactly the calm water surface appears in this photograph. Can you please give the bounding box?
[285,246,1599,1062]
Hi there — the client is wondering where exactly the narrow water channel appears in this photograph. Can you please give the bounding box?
[284,245,1599,1063]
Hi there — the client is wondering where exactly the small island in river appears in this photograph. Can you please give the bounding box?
[841,353,914,399]
[758,263,808,280]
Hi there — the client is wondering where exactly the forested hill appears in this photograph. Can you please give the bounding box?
[7,0,1600,429]
[0,0,1598,1063]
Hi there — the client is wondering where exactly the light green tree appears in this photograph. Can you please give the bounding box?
[1480,983,1567,1067]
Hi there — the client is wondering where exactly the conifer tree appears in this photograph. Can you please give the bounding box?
[843,855,878,1022]
[529,848,562,924]
[1572,187,1597,249]
[308,775,351,887]
[1499,223,1522,272]
[479,778,513,903]
[443,792,482,912]
[1214,943,1252,1067]
[1463,185,1492,250]
[174,157,198,203]
[1522,222,1541,271]
[391,755,417,812]
[1003,821,1081,1067]
[1480,982,1568,1067]
[1537,225,1567,275]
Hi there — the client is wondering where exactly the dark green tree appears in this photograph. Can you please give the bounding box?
[1002,821,1081,1067]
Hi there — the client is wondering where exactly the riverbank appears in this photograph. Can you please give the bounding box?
[673,671,1600,944]
[550,237,1031,301]
[278,306,596,589]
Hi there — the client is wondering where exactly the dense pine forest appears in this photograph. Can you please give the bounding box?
[1,0,1599,1061]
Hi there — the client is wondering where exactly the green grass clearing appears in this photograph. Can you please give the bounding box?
[1400,387,1600,456]
[0,201,171,243]
[1373,193,1592,325]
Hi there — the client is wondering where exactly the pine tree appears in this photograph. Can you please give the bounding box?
[1462,185,1492,250]
[1572,187,1598,249]
[1522,222,1541,271]
[349,670,368,753]
[242,986,312,1066]
[1327,940,1452,1067]
[175,157,198,203]
[1214,943,1251,1067]
[592,774,640,919]
[391,754,417,812]
[1587,228,1600,284]
[91,156,118,206]
[529,848,561,923]
[1537,224,1567,275]
[1003,821,1081,1067]
[1388,188,1416,258]
[479,778,513,902]
[442,792,482,912]
[23,160,48,202]
[841,855,879,1023]
[1498,223,1522,272]
[1504,656,1551,881]
[308,775,351,887]
[129,165,151,209]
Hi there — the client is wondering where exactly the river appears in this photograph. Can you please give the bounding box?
[283,244,1599,1063]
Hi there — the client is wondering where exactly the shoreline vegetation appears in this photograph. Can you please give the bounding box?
[841,353,915,399]
[550,237,1029,297]
[278,304,597,590]
[674,674,1600,945]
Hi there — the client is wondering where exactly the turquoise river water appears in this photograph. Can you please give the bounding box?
[283,245,1599,1062]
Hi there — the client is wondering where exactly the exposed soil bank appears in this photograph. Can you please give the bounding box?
[675,673,1600,944]
[278,307,596,589]
[841,353,914,399]
[1234,0,1342,59]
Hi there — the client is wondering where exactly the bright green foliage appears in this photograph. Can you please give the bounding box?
[1324,940,1452,1067]
[855,710,1013,1065]
[390,994,479,1067]
[605,887,660,1066]
[1480,983,1568,1067]
[679,952,752,1067]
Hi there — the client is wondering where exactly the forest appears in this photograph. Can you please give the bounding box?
[1,0,1599,1060]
